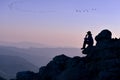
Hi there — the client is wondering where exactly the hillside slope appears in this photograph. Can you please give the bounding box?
[0,55,38,79]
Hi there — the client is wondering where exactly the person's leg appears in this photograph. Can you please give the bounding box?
[88,41,93,47]
[81,40,87,49]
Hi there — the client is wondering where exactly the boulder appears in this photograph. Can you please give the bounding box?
[95,29,112,42]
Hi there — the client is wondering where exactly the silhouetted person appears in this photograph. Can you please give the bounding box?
[81,31,94,49]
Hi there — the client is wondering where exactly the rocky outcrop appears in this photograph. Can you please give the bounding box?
[12,29,120,80]
[0,76,6,80]
[82,29,120,80]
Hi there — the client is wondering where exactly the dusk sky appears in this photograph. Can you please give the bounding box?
[1,0,120,48]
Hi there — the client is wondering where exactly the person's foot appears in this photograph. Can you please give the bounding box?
[81,47,85,50]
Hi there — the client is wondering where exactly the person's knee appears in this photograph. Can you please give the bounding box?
[88,43,93,46]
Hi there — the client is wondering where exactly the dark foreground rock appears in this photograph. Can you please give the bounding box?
[12,29,120,80]
[0,76,6,80]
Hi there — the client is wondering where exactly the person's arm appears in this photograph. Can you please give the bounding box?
[85,34,88,38]
[84,34,88,41]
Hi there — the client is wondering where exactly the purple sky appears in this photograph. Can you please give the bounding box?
[1,0,120,48]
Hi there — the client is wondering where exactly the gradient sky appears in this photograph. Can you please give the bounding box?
[1,0,120,48]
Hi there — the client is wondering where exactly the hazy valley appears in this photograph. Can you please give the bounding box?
[0,45,83,79]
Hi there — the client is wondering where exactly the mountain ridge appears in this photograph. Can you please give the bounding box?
[0,46,82,67]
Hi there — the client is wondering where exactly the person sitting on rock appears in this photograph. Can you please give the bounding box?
[81,31,94,50]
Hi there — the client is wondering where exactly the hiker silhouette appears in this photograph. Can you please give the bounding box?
[81,31,94,50]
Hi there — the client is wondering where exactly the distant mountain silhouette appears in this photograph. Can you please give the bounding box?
[12,29,120,80]
[0,41,48,48]
[0,55,38,79]
[0,46,82,67]
[0,46,82,79]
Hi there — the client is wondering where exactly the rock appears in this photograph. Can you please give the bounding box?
[13,29,120,80]
[16,71,35,80]
[56,58,88,80]
[66,56,84,68]
[95,29,112,42]
[0,76,6,80]
[38,54,71,80]
[97,69,120,80]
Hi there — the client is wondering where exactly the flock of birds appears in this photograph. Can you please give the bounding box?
[76,8,97,13]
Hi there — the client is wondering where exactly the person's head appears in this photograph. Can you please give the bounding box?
[87,31,92,35]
